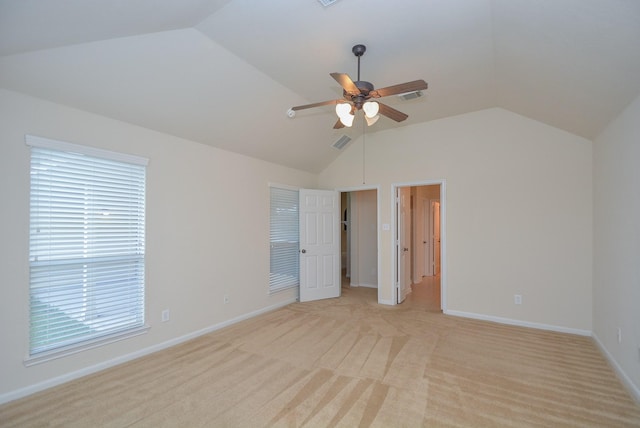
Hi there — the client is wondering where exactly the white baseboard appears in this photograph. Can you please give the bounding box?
[444,310,639,403]
[357,283,378,289]
[592,333,640,404]
[444,309,592,337]
[0,298,297,405]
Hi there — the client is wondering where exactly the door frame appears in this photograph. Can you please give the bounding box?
[396,186,412,303]
[336,185,382,304]
[392,179,447,309]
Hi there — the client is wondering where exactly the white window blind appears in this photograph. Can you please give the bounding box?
[28,137,146,357]
[269,186,299,292]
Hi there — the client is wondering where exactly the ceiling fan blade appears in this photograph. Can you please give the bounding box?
[291,99,340,111]
[330,72,360,95]
[370,80,428,98]
[378,102,408,122]
[333,119,345,129]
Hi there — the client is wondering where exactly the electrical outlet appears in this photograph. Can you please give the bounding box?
[514,294,522,305]
[224,294,229,304]
[161,309,170,322]
[617,328,622,343]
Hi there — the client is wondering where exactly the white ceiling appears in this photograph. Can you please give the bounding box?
[1,0,639,172]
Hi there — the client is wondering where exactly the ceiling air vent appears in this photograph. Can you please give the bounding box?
[318,0,340,6]
[332,135,351,150]
[398,91,423,101]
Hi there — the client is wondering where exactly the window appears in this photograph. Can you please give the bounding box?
[269,186,299,292]
[27,135,147,360]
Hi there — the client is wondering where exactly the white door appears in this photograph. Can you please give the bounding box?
[397,188,411,303]
[299,189,341,302]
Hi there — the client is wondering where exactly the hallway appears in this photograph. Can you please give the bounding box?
[342,270,440,312]
[404,275,441,312]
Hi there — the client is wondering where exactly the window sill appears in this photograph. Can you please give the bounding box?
[24,324,150,367]
[269,284,298,295]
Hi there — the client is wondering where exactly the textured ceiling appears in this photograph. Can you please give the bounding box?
[1,0,639,172]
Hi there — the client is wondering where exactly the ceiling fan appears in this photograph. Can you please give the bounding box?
[289,44,428,129]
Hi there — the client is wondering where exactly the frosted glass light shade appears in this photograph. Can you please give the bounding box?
[363,101,379,118]
[336,103,352,118]
[336,102,354,127]
[365,114,380,126]
[340,113,355,127]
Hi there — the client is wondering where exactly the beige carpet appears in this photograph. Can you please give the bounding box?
[2,286,639,427]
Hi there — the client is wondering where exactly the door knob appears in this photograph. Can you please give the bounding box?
[301,249,306,253]
[403,248,409,252]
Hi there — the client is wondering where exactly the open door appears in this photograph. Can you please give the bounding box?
[299,189,341,302]
[397,187,411,303]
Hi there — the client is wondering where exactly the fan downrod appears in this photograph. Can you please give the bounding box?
[352,44,368,83]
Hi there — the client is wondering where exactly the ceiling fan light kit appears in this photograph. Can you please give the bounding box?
[290,44,428,129]
[362,100,379,118]
[365,114,380,126]
[335,103,355,127]
[335,102,351,117]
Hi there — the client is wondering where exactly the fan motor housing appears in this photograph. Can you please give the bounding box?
[354,80,374,94]
[345,81,374,108]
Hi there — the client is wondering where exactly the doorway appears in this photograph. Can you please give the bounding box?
[339,187,381,303]
[393,181,445,310]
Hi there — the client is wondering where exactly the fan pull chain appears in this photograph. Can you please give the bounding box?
[362,118,366,185]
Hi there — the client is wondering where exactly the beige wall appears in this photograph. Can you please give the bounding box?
[319,108,593,332]
[0,89,317,400]
[593,93,640,399]
[350,190,378,288]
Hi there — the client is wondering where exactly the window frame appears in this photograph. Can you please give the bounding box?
[269,184,300,294]
[25,135,149,365]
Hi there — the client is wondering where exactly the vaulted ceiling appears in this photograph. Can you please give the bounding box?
[1,0,639,172]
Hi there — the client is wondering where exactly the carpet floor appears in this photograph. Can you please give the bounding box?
[1,285,639,427]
